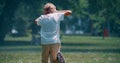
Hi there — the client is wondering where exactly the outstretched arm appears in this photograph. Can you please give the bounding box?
[56,10,72,16]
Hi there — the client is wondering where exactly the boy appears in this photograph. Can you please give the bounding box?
[35,3,72,63]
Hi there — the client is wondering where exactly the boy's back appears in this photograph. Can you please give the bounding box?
[36,13,64,44]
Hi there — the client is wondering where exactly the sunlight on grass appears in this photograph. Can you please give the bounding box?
[0,52,42,63]
[4,34,32,41]
[61,36,120,45]
[0,52,119,63]
[64,52,120,63]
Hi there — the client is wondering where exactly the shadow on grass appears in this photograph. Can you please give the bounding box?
[61,48,120,53]
[62,42,100,46]
[0,41,31,46]
[0,41,120,53]
[1,48,119,53]
[1,41,99,46]
[61,42,120,53]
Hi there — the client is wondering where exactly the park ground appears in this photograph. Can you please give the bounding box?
[0,35,120,63]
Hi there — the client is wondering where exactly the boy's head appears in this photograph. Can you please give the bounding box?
[44,3,56,14]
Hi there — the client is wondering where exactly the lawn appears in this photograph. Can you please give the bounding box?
[0,35,120,63]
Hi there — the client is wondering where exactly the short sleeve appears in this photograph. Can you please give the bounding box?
[58,13,64,21]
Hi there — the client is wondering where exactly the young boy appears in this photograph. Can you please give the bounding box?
[35,3,72,63]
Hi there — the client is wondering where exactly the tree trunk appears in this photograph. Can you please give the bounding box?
[0,0,20,43]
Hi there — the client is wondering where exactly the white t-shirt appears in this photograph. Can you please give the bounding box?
[35,13,64,44]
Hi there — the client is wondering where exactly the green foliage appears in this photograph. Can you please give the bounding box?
[0,0,120,41]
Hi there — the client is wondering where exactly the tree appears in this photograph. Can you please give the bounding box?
[0,0,20,42]
[88,0,120,36]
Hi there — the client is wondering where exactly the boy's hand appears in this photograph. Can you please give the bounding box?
[64,10,72,16]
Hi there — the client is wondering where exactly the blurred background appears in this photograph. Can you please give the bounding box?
[0,0,120,63]
[0,0,120,43]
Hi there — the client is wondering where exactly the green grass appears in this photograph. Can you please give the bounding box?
[4,34,32,41]
[0,35,120,63]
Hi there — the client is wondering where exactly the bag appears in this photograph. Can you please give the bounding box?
[57,52,65,63]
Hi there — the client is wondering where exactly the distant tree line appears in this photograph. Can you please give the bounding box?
[0,0,120,42]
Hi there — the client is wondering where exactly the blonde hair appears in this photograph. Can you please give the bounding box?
[43,3,56,14]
